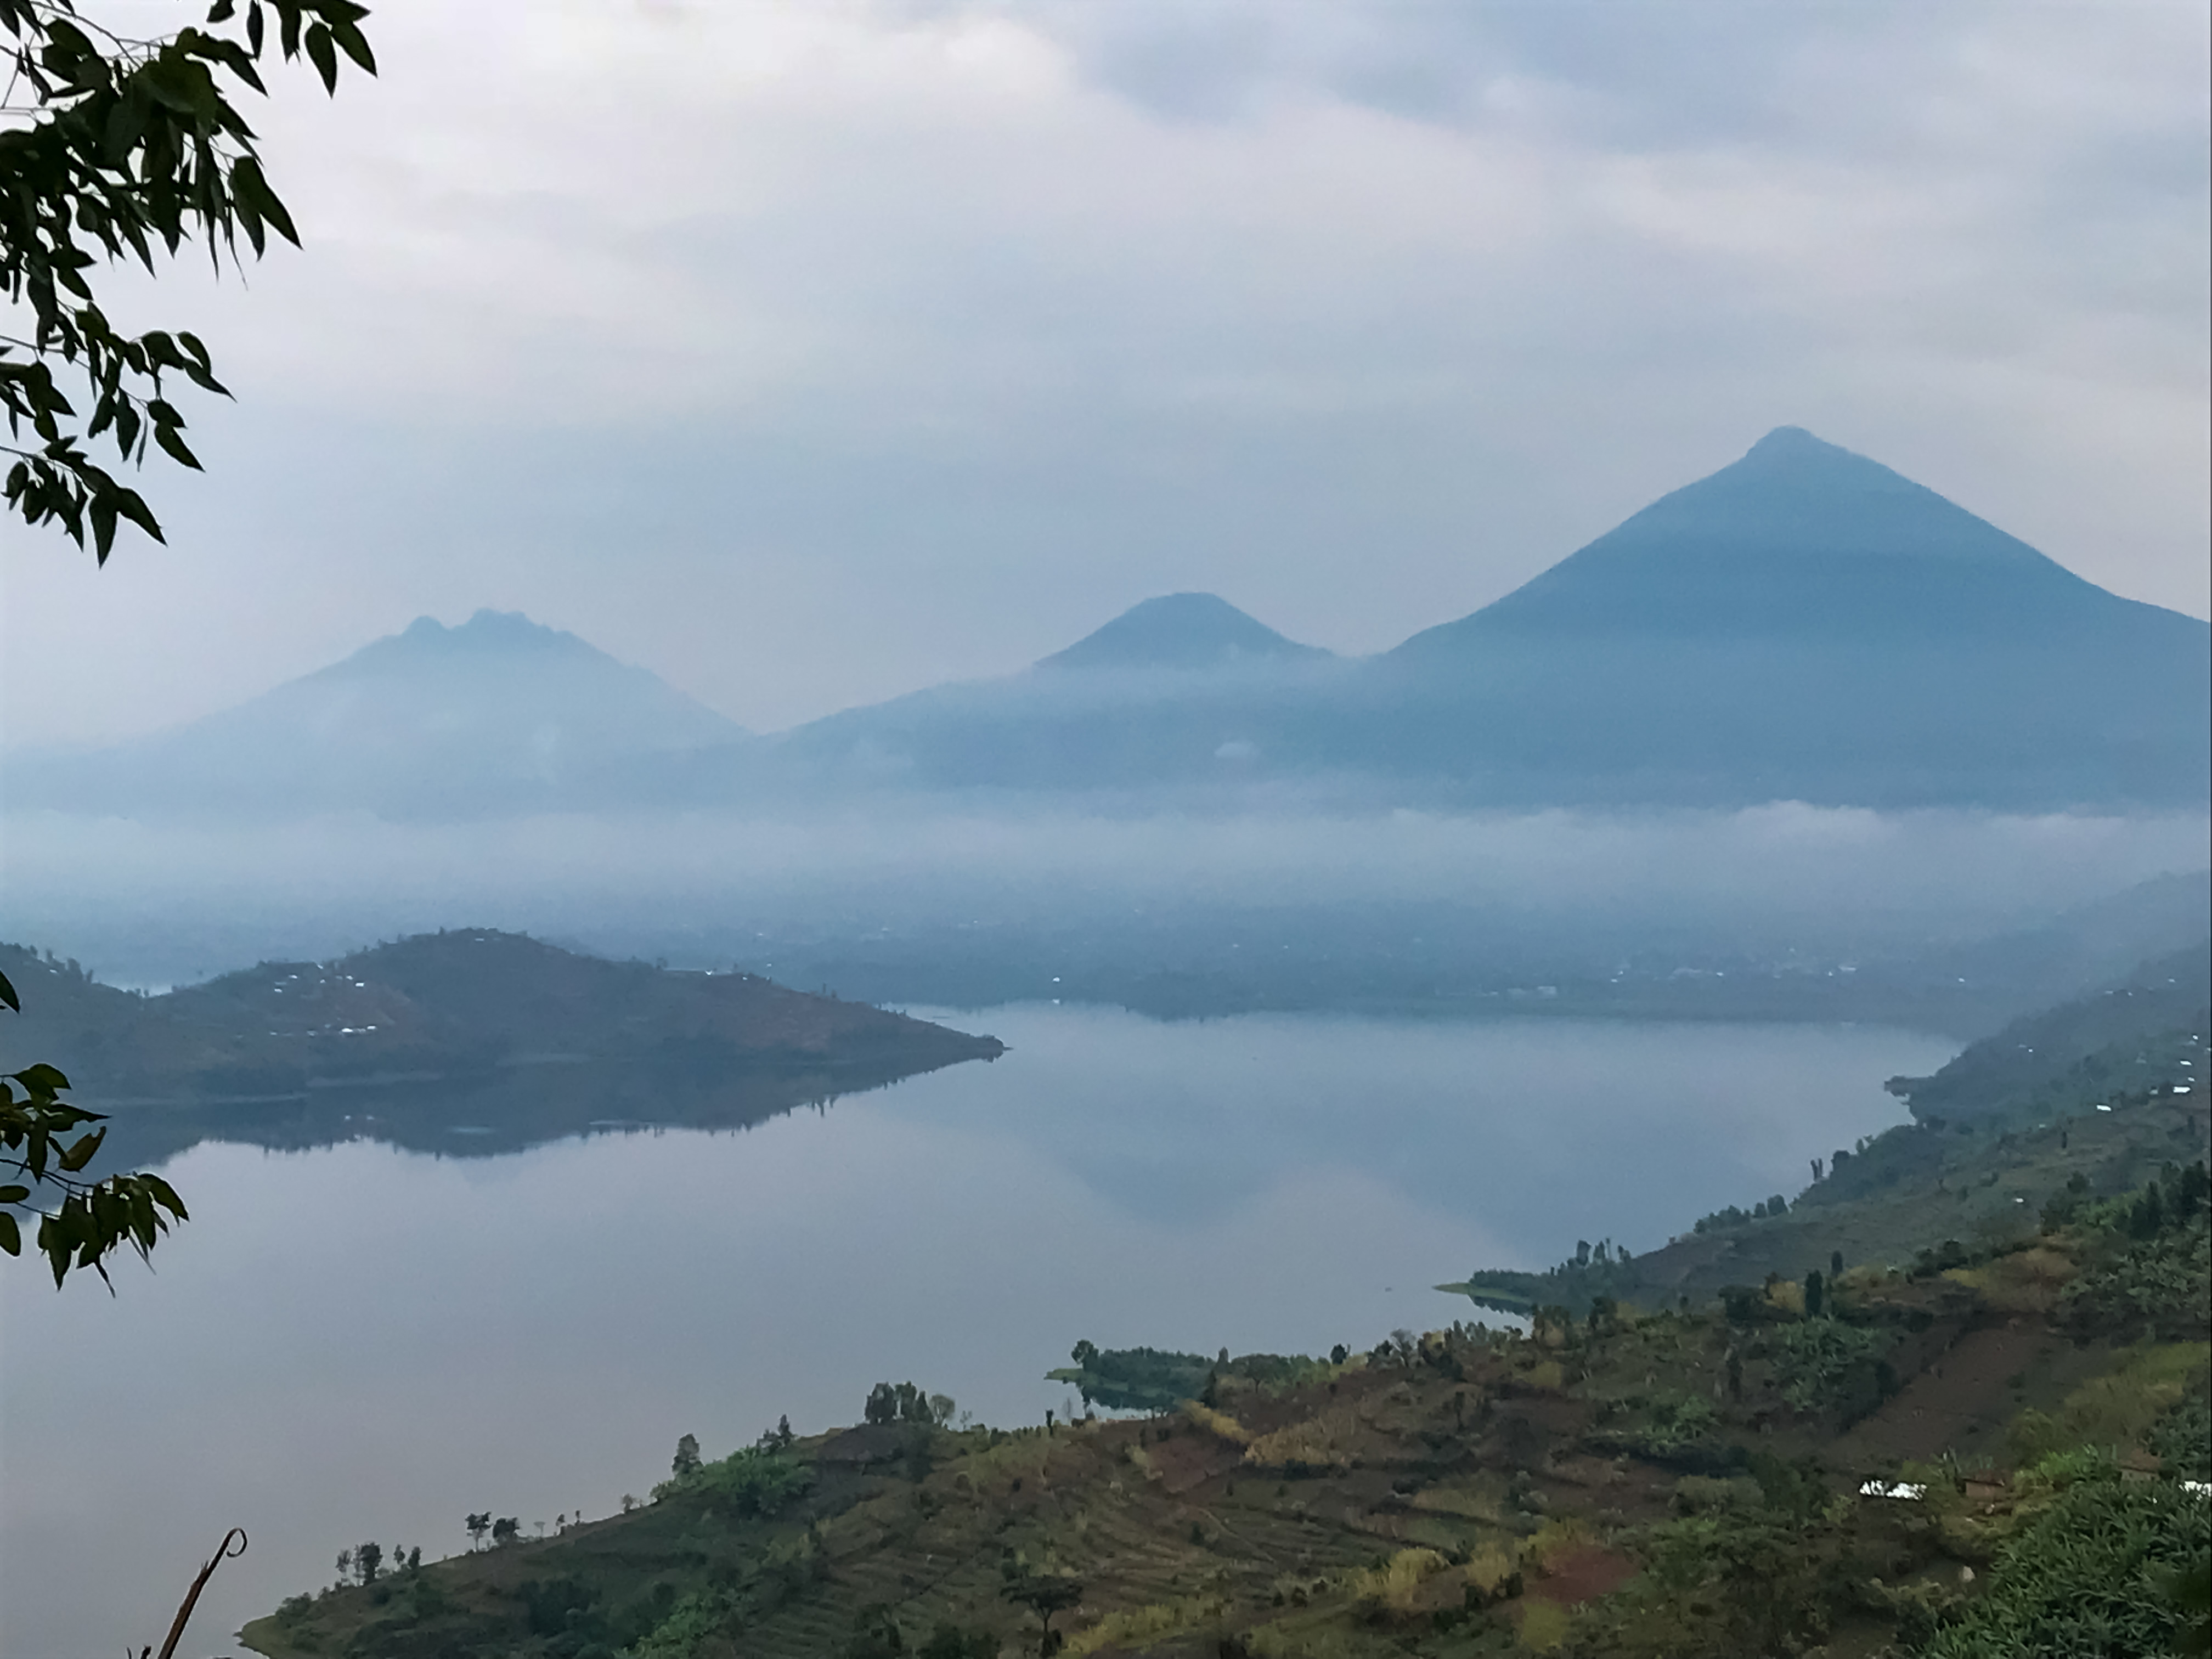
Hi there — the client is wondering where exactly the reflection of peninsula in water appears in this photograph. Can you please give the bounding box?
[97,1055,995,1168]
[1,929,1003,1167]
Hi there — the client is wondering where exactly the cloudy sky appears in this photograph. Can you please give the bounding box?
[5,0,2207,747]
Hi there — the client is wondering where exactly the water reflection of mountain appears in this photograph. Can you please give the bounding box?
[1,928,1003,1168]
[92,1050,992,1169]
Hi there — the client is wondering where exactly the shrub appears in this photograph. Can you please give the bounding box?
[1767,1320,1891,1417]
[1516,1599,1574,1651]
[1671,1474,1762,1515]
[1183,1401,1253,1446]
[1635,1391,1719,1455]
[1920,1462,2211,1657]
[2151,1387,2212,1481]
[2058,1216,2211,1341]
[1347,1548,1450,1618]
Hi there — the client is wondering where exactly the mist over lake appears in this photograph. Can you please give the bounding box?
[0,1006,1949,1658]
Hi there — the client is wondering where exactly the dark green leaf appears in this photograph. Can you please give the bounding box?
[152,422,203,470]
[329,16,375,74]
[304,22,337,92]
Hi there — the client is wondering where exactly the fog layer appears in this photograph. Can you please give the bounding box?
[4,803,2202,999]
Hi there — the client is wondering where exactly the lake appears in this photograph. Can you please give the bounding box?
[0,1006,1951,1658]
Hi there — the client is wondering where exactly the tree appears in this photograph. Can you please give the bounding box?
[464,1513,489,1551]
[353,1541,381,1584]
[2,0,374,556]
[671,1432,702,1480]
[0,1051,186,1286]
[1803,1269,1825,1320]
[1002,1573,1082,1657]
[489,1516,519,1547]
[1070,1339,1097,1369]
[1,0,375,1289]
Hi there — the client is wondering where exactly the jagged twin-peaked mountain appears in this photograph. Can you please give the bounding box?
[19,609,748,815]
[13,430,2208,813]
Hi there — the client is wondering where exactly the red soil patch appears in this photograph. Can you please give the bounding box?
[1832,1321,2052,1468]
[1528,1544,1637,1607]
[1144,1431,1243,1496]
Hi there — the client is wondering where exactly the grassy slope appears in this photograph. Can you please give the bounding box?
[246,1109,2208,1659]
[1444,938,2207,1321]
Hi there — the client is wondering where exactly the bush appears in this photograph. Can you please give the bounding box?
[655,1446,811,1516]
[1636,1391,1720,1456]
[1767,1320,1892,1417]
[2059,1216,2210,1341]
[2152,1388,2212,1482]
[1919,1462,2211,1657]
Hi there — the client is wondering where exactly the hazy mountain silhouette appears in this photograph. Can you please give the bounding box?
[1038,592,1330,672]
[14,610,747,817]
[1328,426,2211,804]
[773,428,2207,806]
[1400,427,2159,647]
[13,431,2206,814]
[755,592,1342,791]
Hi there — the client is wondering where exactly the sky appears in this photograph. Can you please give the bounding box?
[3,0,2207,748]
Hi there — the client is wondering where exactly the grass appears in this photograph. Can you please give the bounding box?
[2010,1340,2211,1463]
[244,1102,2207,1659]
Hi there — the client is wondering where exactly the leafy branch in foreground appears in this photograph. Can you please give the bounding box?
[1,0,374,557]
[0,966,187,1287]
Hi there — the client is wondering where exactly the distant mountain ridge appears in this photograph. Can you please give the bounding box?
[1886,936,2209,1126]
[12,610,747,816]
[10,430,2207,815]
[768,427,2207,807]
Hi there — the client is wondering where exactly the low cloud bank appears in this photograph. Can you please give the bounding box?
[3,802,2203,990]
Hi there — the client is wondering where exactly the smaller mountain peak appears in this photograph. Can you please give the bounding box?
[1039,593,1327,672]
[1745,425,1842,460]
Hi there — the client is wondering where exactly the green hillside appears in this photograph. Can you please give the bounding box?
[0,933,1001,1166]
[242,970,2209,1659]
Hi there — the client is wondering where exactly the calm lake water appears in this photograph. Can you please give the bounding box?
[0,1006,1951,1658]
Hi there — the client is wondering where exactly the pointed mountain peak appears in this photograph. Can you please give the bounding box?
[1391,429,2139,654]
[1731,425,1914,490]
[1743,424,1837,459]
[1038,593,1329,672]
